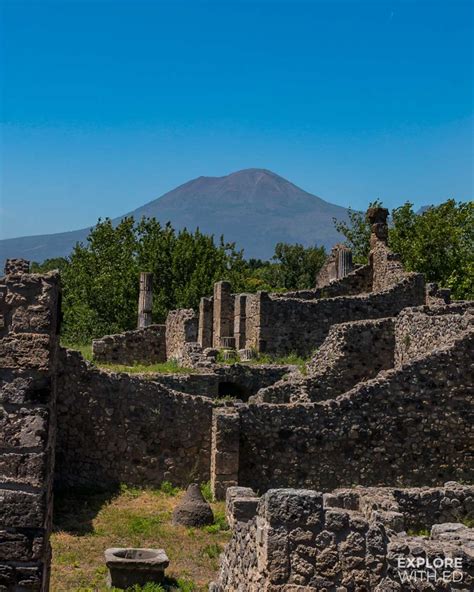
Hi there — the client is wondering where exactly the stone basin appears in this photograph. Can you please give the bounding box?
[105,547,169,589]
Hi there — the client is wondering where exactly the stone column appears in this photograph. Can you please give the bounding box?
[198,297,213,348]
[210,408,240,500]
[137,272,153,328]
[212,281,234,348]
[234,294,247,350]
[336,247,353,279]
[0,268,61,591]
[366,206,389,249]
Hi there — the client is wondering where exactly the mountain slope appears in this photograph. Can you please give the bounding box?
[0,169,350,264]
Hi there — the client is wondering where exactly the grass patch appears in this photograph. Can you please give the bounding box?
[201,543,221,559]
[407,527,430,537]
[248,352,309,374]
[160,481,181,497]
[461,516,474,528]
[51,487,230,591]
[97,359,193,375]
[61,343,192,375]
[200,482,213,503]
[203,511,229,534]
[63,342,93,361]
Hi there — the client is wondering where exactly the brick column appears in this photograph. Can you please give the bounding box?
[212,281,234,348]
[198,297,213,348]
[0,264,60,591]
[233,294,247,350]
[210,408,240,500]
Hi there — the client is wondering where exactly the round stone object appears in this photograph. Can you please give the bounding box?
[172,483,214,527]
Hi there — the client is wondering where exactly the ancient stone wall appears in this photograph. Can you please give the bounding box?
[245,274,425,356]
[394,302,473,367]
[55,349,213,489]
[237,327,473,492]
[211,484,474,591]
[92,324,166,365]
[255,317,395,404]
[165,308,198,362]
[0,266,60,592]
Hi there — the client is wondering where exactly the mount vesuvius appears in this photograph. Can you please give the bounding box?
[0,169,351,264]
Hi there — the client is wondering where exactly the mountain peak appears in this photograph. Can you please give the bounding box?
[0,169,350,263]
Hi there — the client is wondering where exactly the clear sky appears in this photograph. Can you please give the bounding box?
[1,0,472,239]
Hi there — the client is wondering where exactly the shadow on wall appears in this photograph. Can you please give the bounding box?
[52,487,119,536]
[218,381,251,401]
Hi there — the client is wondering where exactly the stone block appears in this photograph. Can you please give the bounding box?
[0,530,44,561]
[0,333,52,370]
[0,408,49,449]
[0,489,46,528]
[0,452,47,488]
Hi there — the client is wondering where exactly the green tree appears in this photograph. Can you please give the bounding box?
[390,200,473,299]
[60,217,248,343]
[31,257,69,274]
[272,243,327,290]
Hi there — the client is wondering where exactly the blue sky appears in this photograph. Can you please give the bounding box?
[1,0,472,239]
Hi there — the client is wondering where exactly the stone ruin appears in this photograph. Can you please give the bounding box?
[211,483,474,591]
[0,207,472,590]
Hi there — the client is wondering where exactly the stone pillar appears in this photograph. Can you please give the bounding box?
[198,297,213,348]
[234,294,247,350]
[366,206,389,249]
[137,272,153,328]
[0,269,61,591]
[336,247,353,279]
[210,408,240,500]
[212,281,234,348]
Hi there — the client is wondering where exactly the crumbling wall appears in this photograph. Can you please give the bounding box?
[165,308,198,362]
[238,327,473,492]
[0,263,60,592]
[395,302,473,367]
[92,324,166,365]
[245,274,425,356]
[255,317,395,404]
[55,349,213,489]
[211,484,474,591]
[274,264,373,301]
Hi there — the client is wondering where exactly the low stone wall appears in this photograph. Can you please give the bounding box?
[55,349,213,489]
[92,324,166,365]
[394,302,473,367]
[165,309,198,362]
[278,264,373,301]
[237,327,473,492]
[245,273,425,356]
[255,317,395,404]
[211,484,474,591]
[0,266,60,592]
